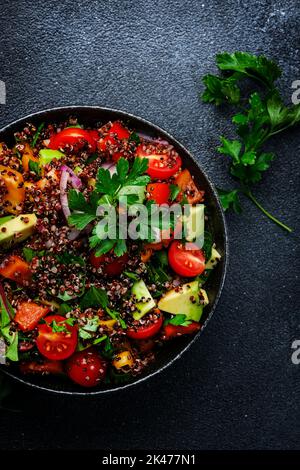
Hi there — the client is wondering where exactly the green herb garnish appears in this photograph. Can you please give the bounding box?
[164,314,192,327]
[202,51,299,232]
[79,286,108,310]
[31,122,45,147]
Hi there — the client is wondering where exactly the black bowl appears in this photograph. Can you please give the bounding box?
[0,106,228,395]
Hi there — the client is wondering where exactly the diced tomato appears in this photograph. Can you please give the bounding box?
[15,302,50,331]
[127,311,163,340]
[49,128,96,152]
[146,183,170,204]
[175,169,205,204]
[168,241,206,277]
[36,315,78,361]
[0,255,31,285]
[163,322,201,339]
[90,251,129,276]
[136,143,182,179]
[20,360,64,375]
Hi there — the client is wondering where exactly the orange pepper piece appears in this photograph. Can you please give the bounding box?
[0,165,25,213]
[0,255,32,285]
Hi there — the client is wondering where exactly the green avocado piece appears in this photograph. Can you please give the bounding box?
[39,149,64,166]
[158,280,208,322]
[0,214,37,249]
[118,185,146,204]
[0,216,14,226]
[131,280,156,320]
[205,247,221,270]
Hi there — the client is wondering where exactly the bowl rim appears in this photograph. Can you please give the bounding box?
[0,105,229,396]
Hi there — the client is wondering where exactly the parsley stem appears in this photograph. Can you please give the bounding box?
[244,190,293,233]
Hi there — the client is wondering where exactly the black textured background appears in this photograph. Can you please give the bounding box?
[0,0,300,450]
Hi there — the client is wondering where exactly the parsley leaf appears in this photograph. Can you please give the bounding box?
[28,160,41,176]
[217,188,242,213]
[202,73,241,105]
[169,183,181,201]
[164,314,192,327]
[79,286,108,310]
[216,51,281,88]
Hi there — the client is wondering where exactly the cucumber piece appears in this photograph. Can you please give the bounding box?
[39,149,64,166]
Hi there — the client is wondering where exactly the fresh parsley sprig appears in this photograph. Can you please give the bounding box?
[67,157,152,256]
[202,51,300,232]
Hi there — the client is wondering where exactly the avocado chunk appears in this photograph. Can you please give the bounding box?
[39,149,64,166]
[205,247,221,270]
[118,185,146,204]
[131,280,156,320]
[0,215,14,226]
[158,280,208,322]
[0,214,37,249]
[182,204,204,243]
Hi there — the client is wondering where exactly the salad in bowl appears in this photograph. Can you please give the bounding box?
[0,109,225,392]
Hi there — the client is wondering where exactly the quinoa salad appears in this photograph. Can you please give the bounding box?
[0,117,221,388]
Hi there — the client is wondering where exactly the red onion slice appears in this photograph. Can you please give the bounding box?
[59,169,71,221]
[136,132,170,146]
[100,161,116,175]
[60,165,82,189]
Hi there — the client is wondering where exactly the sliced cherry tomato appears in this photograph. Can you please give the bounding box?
[136,143,182,179]
[0,255,31,285]
[109,121,130,139]
[98,121,130,153]
[89,129,100,144]
[49,128,96,152]
[163,321,201,339]
[168,241,205,277]
[146,183,170,204]
[90,251,129,276]
[66,349,107,387]
[175,169,205,204]
[20,360,64,375]
[127,310,163,340]
[36,314,78,361]
[15,302,50,331]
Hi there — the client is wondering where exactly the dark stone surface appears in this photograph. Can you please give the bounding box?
[0,0,300,450]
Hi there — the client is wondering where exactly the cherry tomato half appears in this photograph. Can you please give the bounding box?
[36,315,78,361]
[163,321,201,339]
[66,349,107,387]
[146,183,170,204]
[90,251,129,277]
[168,241,205,277]
[136,144,182,179]
[49,128,97,152]
[98,121,130,154]
[127,310,163,340]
